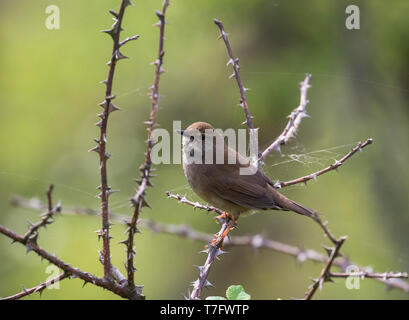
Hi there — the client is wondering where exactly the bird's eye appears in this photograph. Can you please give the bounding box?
[189,136,194,142]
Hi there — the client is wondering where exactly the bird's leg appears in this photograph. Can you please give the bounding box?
[213,211,236,225]
[210,219,236,248]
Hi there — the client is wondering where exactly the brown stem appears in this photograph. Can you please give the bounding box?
[0,224,144,300]
[214,19,254,131]
[260,74,312,163]
[166,191,225,216]
[11,194,409,294]
[329,271,408,280]
[190,218,234,300]
[22,184,61,243]
[91,0,137,280]
[304,236,346,300]
[1,272,70,300]
[278,138,373,188]
[124,0,170,290]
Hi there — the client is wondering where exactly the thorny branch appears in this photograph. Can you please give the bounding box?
[189,218,234,300]
[166,192,225,216]
[304,236,346,300]
[277,139,374,188]
[164,193,409,297]
[0,224,143,300]
[260,74,312,163]
[89,0,138,280]
[1,272,70,301]
[22,184,61,244]
[10,195,409,294]
[0,184,142,299]
[167,190,238,299]
[0,0,146,300]
[166,190,340,249]
[214,19,255,131]
[123,0,170,290]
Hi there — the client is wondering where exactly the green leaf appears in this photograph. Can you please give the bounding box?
[226,285,251,300]
[206,296,227,300]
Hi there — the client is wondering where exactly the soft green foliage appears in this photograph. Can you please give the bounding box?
[0,0,408,300]
[206,285,251,300]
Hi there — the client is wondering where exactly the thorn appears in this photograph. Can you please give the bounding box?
[141,199,151,209]
[215,248,227,257]
[118,239,129,246]
[109,10,118,18]
[101,28,114,39]
[98,100,108,108]
[88,145,100,153]
[273,144,281,153]
[204,280,214,288]
[194,265,205,273]
[115,50,128,60]
[26,243,34,254]
[108,102,121,113]
[322,245,334,257]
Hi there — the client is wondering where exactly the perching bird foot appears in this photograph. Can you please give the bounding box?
[213,211,236,225]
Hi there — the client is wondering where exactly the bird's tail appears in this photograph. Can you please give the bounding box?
[269,185,318,219]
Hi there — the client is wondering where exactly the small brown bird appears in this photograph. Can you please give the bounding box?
[180,122,316,239]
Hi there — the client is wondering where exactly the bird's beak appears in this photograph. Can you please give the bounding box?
[176,129,185,135]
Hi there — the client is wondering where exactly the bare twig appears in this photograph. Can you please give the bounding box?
[329,271,408,280]
[277,139,373,188]
[190,218,234,300]
[11,195,409,293]
[214,18,254,130]
[22,185,61,244]
[165,191,225,216]
[167,191,339,246]
[0,224,143,300]
[99,252,130,287]
[1,272,70,300]
[90,0,138,280]
[260,74,312,163]
[304,236,346,300]
[124,0,170,290]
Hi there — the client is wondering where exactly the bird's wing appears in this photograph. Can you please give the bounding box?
[212,165,282,210]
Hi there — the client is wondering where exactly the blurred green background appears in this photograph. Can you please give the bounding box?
[0,0,408,300]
